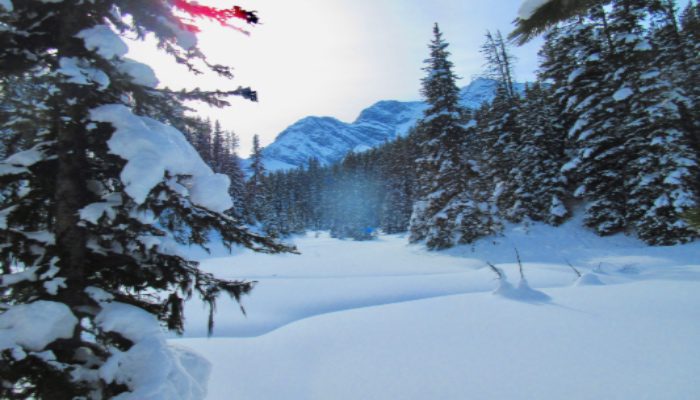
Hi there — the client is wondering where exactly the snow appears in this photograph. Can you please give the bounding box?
[613,87,634,101]
[0,164,27,176]
[76,25,129,59]
[97,302,211,400]
[0,301,78,352]
[89,104,233,212]
[189,174,232,213]
[574,272,604,286]
[182,278,700,400]
[0,0,13,12]
[518,0,551,20]
[494,276,552,302]
[118,58,159,88]
[634,40,653,52]
[567,67,585,84]
[57,57,110,90]
[4,146,44,166]
[79,195,121,224]
[0,266,39,287]
[549,195,567,217]
[43,277,67,295]
[165,212,700,399]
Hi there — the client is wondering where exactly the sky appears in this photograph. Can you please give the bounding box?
[128,0,542,156]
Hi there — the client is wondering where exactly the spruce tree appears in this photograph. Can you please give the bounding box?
[514,83,569,224]
[223,130,248,220]
[611,0,699,244]
[409,23,475,249]
[245,134,267,224]
[0,2,289,398]
[477,31,524,222]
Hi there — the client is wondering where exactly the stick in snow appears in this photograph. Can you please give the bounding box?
[565,259,582,278]
[486,262,504,280]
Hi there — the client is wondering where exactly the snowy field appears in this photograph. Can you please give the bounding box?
[171,215,700,400]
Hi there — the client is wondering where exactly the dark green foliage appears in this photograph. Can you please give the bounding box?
[409,24,476,249]
[245,134,267,224]
[0,1,290,397]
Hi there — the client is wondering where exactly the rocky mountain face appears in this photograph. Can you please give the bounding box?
[258,78,524,171]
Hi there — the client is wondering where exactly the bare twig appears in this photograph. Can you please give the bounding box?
[594,262,604,273]
[486,262,504,280]
[565,259,582,278]
[514,247,525,280]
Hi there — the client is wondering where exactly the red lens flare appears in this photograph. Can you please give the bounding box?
[172,0,259,33]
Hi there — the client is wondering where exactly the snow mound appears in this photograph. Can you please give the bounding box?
[97,302,211,400]
[89,104,233,212]
[0,301,78,352]
[494,277,551,302]
[575,273,604,286]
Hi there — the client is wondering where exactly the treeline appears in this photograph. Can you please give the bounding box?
[250,0,699,247]
[246,135,419,239]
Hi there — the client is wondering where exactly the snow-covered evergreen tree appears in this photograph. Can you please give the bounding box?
[245,134,267,224]
[546,9,630,235]
[611,0,699,244]
[409,24,477,249]
[476,31,526,222]
[222,130,247,220]
[0,2,289,398]
[513,82,569,224]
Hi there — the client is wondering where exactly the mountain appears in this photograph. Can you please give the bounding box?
[259,78,524,171]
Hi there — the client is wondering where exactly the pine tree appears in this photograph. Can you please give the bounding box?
[679,1,700,137]
[477,31,524,222]
[409,23,474,249]
[514,82,569,224]
[543,8,630,235]
[211,120,226,172]
[245,134,266,224]
[223,130,248,220]
[0,2,289,398]
[612,0,699,244]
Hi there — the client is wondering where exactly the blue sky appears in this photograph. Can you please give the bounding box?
[129,0,541,155]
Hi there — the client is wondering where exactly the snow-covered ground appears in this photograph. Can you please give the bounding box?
[171,215,700,399]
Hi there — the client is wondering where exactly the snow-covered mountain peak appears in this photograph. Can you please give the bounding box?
[258,78,524,171]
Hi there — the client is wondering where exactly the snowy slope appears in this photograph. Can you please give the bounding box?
[170,215,700,399]
[258,78,525,171]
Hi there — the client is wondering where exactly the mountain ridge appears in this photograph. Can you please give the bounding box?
[257,78,525,171]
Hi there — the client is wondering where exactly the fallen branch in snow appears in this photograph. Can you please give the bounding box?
[486,262,504,280]
[565,259,582,278]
